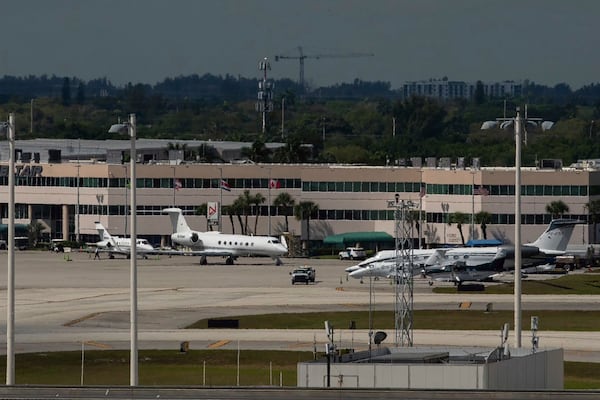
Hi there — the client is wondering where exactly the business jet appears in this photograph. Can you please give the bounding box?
[346,218,582,284]
[162,208,288,265]
[95,222,156,258]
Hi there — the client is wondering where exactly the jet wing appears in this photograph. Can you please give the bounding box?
[154,248,236,257]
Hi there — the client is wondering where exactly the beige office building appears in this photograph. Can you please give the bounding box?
[0,159,597,249]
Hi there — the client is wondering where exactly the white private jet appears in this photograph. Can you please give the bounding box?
[95,222,155,259]
[346,219,582,283]
[162,208,288,265]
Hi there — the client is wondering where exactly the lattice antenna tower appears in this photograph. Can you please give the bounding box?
[256,57,274,134]
[388,195,416,347]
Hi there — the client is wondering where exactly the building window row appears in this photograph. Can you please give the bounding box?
[303,181,422,193]
[60,204,589,225]
[303,181,592,197]
[0,176,301,190]
[1,175,597,197]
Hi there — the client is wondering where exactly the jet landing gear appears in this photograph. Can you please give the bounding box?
[199,256,208,265]
[225,256,235,265]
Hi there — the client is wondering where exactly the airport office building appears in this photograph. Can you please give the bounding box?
[0,139,598,248]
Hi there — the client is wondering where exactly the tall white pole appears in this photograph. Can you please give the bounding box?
[471,172,475,240]
[281,97,285,139]
[268,168,272,236]
[129,113,138,385]
[219,168,223,232]
[172,166,176,207]
[6,113,15,385]
[76,139,81,243]
[514,108,522,348]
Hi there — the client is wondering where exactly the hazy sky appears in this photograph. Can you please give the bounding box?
[1,0,598,90]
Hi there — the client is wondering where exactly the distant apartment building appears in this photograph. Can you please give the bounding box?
[401,78,523,101]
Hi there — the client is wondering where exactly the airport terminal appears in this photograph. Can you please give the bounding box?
[0,138,596,394]
[0,138,598,251]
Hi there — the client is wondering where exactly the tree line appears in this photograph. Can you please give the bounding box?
[0,74,599,167]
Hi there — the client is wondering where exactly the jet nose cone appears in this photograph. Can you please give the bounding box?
[349,268,367,279]
[345,265,361,273]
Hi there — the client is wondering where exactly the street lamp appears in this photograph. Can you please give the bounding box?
[108,114,138,386]
[482,107,546,348]
[441,202,449,245]
[1,113,16,384]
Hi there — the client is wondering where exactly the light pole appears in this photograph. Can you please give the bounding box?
[30,99,33,134]
[441,202,449,245]
[1,113,16,384]
[108,114,138,386]
[76,139,81,243]
[484,107,544,348]
[470,171,475,241]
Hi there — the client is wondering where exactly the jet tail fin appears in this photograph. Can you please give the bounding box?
[424,249,446,266]
[162,208,192,234]
[95,221,112,241]
[527,219,582,255]
[280,235,288,251]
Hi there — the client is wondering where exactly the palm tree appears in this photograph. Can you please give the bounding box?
[252,193,266,235]
[221,205,235,234]
[585,199,600,244]
[448,211,469,245]
[273,192,295,232]
[230,198,246,234]
[294,201,319,256]
[475,211,492,240]
[27,221,45,247]
[407,209,422,244]
[241,139,271,163]
[235,190,253,234]
[546,200,569,219]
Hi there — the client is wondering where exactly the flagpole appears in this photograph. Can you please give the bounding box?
[471,172,475,241]
[172,167,176,207]
[219,168,223,232]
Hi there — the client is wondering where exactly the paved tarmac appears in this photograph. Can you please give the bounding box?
[0,250,599,362]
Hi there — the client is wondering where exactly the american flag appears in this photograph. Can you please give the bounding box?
[174,178,182,191]
[474,186,489,196]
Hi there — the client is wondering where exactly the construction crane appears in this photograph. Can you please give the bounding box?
[274,46,374,89]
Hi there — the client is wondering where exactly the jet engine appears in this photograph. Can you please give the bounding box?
[171,232,201,247]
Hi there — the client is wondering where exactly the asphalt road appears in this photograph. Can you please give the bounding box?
[0,250,599,362]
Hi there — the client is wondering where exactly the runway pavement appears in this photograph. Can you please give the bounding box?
[0,250,599,362]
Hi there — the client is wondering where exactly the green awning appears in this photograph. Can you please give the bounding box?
[0,224,29,235]
[323,231,394,247]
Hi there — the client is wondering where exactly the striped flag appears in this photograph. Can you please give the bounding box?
[174,178,182,191]
[220,179,231,191]
[474,185,489,196]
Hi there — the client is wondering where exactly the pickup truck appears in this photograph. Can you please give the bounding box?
[338,247,367,260]
[290,267,316,285]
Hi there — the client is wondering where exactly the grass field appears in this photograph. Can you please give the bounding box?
[0,350,595,389]
[433,271,600,294]
[187,309,600,331]
[3,273,598,389]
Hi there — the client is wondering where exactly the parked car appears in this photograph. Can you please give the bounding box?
[290,267,316,285]
[338,247,367,260]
